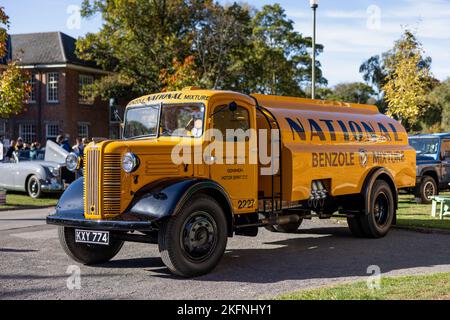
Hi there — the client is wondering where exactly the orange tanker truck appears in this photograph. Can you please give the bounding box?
[47,87,416,277]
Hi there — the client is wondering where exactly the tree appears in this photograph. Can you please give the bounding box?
[428,78,450,132]
[325,82,375,104]
[77,0,208,99]
[77,1,327,99]
[159,56,200,91]
[191,2,252,89]
[247,4,326,96]
[0,6,31,117]
[382,30,433,129]
[0,6,8,58]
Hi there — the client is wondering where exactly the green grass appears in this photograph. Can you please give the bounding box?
[396,192,450,230]
[276,272,450,300]
[0,192,58,210]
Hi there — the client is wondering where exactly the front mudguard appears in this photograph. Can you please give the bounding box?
[127,178,233,219]
[47,177,154,231]
[46,177,233,233]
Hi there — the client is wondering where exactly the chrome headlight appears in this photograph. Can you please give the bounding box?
[49,166,60,177]
[66,153,81,172]
[122,152,139,173]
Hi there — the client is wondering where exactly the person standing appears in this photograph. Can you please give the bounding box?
[56,134,72,152]
[5,140,16,160]
[15,137,24,151]
[72,137,85,156]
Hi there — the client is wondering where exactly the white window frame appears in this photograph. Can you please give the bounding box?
[79,74,94,105]
[45,123,60,141]
[19,124,37,144]
[46,72,59,103]
[28,73,37,104]
[78,123,89,139]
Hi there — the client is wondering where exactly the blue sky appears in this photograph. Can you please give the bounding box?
[3,0,450,86]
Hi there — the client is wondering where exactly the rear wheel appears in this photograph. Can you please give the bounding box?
[158,194,228,277]
[58,227,124,265]
[347,216,365,237]
[347,180,395,238]
[360,180,395,238]
[415,176,437,204]
[27,175,42,199]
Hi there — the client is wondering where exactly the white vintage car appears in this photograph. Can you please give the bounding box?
[0,141,75,198]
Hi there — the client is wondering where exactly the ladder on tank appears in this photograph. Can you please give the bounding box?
[257,106,282,216]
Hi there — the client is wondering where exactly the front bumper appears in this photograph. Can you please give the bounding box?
[41,179,66,192]
[46,211,155,232]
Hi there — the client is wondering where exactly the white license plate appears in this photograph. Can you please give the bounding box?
[75,229,110,245]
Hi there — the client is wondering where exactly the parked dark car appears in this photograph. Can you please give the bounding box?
[408,133,450,204]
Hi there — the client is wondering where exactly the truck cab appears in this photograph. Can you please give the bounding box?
[47,88,416,277]
[409,133,450,203]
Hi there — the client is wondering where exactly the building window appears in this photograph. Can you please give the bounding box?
[78,123,89,138]
[46,124,60,141]
[47,72,59,103]
[19,124,36,144]
[79,74,94,105]
[28,73,37,103]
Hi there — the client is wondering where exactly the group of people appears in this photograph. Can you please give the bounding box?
[3,134,90,161]
[5,137,42,160]
[56,135,89,156]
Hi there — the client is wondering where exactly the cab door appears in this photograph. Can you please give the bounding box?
[440,139,450,188]
[207,100,258,214]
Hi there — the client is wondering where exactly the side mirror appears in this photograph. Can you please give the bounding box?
[229,101,238,112]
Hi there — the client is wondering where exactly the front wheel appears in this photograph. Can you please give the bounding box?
[158,194,228,277]
[415,176,437,204]
[58,227,124,265]
[27,175,42,198]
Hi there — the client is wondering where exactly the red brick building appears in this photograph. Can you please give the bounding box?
[0,32,123,145]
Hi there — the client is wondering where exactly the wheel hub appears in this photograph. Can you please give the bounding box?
[424,181,435,199]
[374,192,389,226]
[30,180,38,195]
[182,212,216,261]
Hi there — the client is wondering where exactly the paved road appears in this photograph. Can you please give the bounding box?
[1,208,450,300]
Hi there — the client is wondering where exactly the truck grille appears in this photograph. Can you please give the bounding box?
[102,154,121,215]
[84,148,101,217]
[84,149,121,218]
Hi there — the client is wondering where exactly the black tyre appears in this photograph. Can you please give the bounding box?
[273,219,303,233]
[158,194,228,277]
[27,175,42,199]
[58,227,124,265]
[415,176,438,204]
[347,216,365,237]
[359,180,395,238]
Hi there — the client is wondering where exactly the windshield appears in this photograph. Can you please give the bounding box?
[409,138,440,155]
[123,103,205,139]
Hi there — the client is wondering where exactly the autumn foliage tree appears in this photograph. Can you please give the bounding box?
[0,6,30,117]
[77,1,326,100]
[382,30,433,129]
[159,56,200,91]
